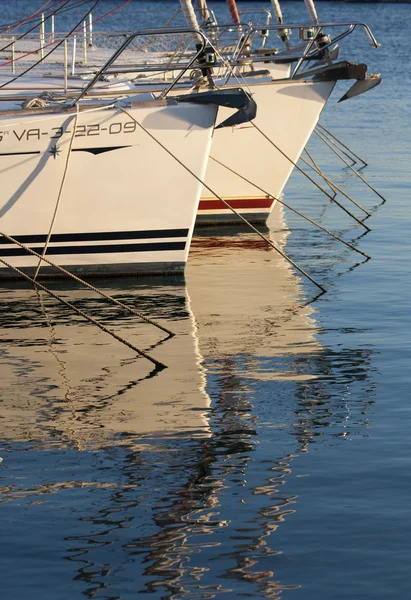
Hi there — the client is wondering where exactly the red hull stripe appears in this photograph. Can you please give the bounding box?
[199,198,274,211]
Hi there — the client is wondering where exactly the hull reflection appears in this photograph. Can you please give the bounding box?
[187,204,322,374]
[0,281,211,449]
[0,216,377,599]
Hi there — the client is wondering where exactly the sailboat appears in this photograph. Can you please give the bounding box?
[187,0,381,224]
[0,29,255,279]
[0,0,381,236]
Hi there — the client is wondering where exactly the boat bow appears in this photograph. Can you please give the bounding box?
[174,88,257,129]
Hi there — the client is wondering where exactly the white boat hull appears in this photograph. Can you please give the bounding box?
[0,69,335,230]
[198,79,335,225]
[0,100,216,278]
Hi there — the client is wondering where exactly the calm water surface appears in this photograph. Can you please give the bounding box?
[0,2,410,599]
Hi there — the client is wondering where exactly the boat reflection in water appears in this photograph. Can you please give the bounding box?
[0,279,212,449]
[0,211,376,598]
[188,204,322,370]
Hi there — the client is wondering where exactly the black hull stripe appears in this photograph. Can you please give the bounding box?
[0,151,41,156]
[0,241,186,257]
[0,229,189,245]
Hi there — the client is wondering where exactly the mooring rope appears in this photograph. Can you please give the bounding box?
[303,147,337,196]
[0,0,71,51]
[0,232,175,336]
[250,121,371,231]
[316,123,368,167]
[299,151,372,216]
[212,47,254,95]
[208,155,370,259]
[314,128,386,202]
[270,0,284,24]
[0,99,175,337]
[0,0,55,32]
[0,258,167,369]
[115,104,326,293]
[0,0,131,60]
[269,0,290,46]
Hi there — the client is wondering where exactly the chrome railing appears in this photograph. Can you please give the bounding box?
[73,27,216,103]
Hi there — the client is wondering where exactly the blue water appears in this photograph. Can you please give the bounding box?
[1,2,411,599]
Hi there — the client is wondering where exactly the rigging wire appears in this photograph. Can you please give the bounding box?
[0,0,75,54]
[0,0,131,72]
[0,0,102,88]
[208,155,370,259]
[0,258,167,369]
[0,0,57,32]
[0,0,95,54]
[116,104,326,294]
[0,1,92,37]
